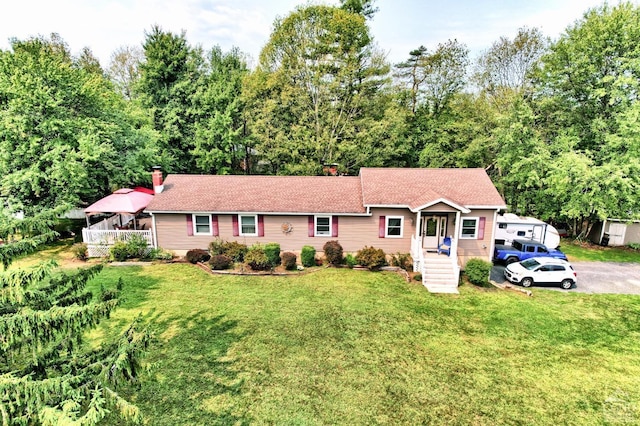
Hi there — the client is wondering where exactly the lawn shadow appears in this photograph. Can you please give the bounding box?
[134,311,250,425]
[87,264,162,311]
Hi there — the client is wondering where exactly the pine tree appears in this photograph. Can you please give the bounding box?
[0,209,150,424]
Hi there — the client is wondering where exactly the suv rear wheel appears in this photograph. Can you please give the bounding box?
[561,279,573,290]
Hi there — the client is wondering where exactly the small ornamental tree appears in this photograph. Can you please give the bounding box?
[281,252,297,270]
[0,208,150,424]
[323,240,343,266]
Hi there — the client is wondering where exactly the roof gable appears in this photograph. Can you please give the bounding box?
[360,168,505,211]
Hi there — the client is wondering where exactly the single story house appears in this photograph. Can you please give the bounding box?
[145,168,506,293]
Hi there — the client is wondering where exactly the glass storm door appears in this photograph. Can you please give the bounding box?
[422,218,439,249]
[422,216,447,250]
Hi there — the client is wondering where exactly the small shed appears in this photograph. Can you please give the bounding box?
[589,219,640,246]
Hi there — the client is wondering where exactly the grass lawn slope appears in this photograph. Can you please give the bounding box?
[87,265,640,425]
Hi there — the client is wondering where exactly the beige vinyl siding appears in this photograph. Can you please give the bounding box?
[153,208,416,255]
[154,208,498,265]
[457,209,495,266]
[624,223,640,245]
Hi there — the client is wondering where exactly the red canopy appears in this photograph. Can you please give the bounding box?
[84,188,154,215]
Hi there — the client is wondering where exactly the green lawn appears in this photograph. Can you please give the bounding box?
[561,238,640,262]
[85,264,640,425]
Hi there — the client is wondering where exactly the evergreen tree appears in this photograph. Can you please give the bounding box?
[137,26,201,173]
[191,46,250,174]
[0,209,150,424]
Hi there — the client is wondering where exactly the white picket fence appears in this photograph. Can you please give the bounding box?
[82,229,154,257]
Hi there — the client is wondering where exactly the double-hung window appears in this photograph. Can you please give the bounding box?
[193,214,211,235]
[386,216,403,238]
[240,215,257,236]
[460,217,479,239]
[315,216,331,237]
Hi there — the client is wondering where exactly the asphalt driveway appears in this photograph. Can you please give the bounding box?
[491,261,640,295]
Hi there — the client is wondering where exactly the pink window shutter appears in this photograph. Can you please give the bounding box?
[186,214,193,236]
[258,215,265,237]
[308,216,314,237]
[478,217,486,240]
[332,216,339,237]
[379,216,386,238]
[232,215,239,237]
[212,215,219,237]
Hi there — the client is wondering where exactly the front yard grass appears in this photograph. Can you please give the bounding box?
[88,264,640,425]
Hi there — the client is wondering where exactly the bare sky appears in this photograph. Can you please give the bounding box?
[0,0,631,67]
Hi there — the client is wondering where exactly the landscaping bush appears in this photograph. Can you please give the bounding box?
[390,252,412,271]
[209,254,232,270]
[628,243,640,251]
[209,239,248,262]
[344,253,357,268]
[413,273,422,281]
[301,245,316,267]
[245,245,271,271]
[355,246,387,270]
[323,240,343,266]
[464,258,493,285]
[208,238,225,255]
[126,234,149,258]
[264,243,281,268]
[145,247,173,260]
[72,243,88,261]
[281,252,297,270]
[109,241,129,262]
[186,249,211,264]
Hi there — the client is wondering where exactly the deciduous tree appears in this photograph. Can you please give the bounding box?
[474,27,547,109]
[108,45,144,100]
[245,4,405,175]
[0,34,158,214]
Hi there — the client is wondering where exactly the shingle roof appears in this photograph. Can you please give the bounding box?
[360,168,506,210]
[145,174,366,214]
[145,168,506,214]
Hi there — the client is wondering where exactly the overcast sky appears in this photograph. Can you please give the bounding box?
[0,0,632,68]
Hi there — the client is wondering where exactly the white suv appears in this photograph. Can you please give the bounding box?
[504,257,577,290]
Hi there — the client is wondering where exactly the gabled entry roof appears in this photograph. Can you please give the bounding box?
[359,168,506,211]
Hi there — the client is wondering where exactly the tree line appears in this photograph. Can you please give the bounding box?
[1,1,639,236]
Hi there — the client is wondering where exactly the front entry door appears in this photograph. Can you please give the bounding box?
[422,216,447,251]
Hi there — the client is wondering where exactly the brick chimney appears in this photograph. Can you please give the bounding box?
[152,166,164,194]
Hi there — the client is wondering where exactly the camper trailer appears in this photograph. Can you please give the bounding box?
[495,213,561,249]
